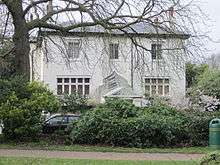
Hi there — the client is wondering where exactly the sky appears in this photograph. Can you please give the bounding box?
[201,0,220,56]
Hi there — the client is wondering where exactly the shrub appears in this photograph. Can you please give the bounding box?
[197,69,220,99]
[187,68,220,112]
[185,110,215,146]
[70,98,218,147]
[200,151,220,165]
[59,93,92,114]
[0,77,60,141]
[186,63,208,89]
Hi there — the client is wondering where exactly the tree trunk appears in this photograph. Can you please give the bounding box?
[13,18,30,79]
[3,0,30,79]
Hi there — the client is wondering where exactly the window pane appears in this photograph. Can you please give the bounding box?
[64,85,69,94]
[151,44,162,59]
[78,78,83,83]
[109,44,119,59]
[85,78,90,83]
[49,116,68,124]
[158,85,163,95]
[71,85,76,94]
[151,85,156,95]
[57,85,62,95]
[71,78,76,83]
[151,44,157,59]
[57,78,62,83]
[114,44,119,59]
[69,116,79,122]
[64,78,69,83]
[165,79,169,84]
[85,85,90,95]
[152,79,157,84]
[109,44,114,59]
[145,78,150,83]
[62,116,68,123]
[165,85,169,95]
[145,85,150,93]
[67,42,74,58]
[157,44,162,59]
[48,116,63,124]
[73,42,80,58]
[78,85,83,95]
[158,79,163,84]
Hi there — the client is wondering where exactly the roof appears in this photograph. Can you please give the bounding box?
[40,22,190,39]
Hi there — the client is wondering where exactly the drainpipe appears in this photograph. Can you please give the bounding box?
[131,42,134,90]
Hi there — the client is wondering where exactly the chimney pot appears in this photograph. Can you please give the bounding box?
[169,7,174,17]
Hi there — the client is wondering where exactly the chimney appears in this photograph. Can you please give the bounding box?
[168,7,175,29]
[168,7,175,18]
[47,0,53,13]
[154,17,159,23]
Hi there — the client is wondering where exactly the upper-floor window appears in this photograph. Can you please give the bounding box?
[57,77,90,96]
[109,43,119,59]
[144,78,169,96]
[151,44,162,60]
[67,41,80,59]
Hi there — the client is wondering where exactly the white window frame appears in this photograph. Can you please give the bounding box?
[109,43,119,59]
[151,43,162,60]
[65,38,81,59]
[56,77,90,96]
[144,77,170,96]
[151,40,165,61]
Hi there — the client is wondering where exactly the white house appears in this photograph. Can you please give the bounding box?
[31,22,190,106]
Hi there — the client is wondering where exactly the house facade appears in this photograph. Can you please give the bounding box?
[31,23,190,106]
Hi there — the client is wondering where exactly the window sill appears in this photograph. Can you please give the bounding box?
[69,58,81,62]
[152,59,163,62]
[109,59,122,62]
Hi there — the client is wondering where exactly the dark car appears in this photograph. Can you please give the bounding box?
[42,114,80,134]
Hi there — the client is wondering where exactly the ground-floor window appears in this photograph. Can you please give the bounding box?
[57,77,90,96]
[144,78,170,96]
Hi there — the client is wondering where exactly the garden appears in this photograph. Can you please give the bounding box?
[0,65,220,165]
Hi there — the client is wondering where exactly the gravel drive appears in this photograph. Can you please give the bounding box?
[0,149,204,161]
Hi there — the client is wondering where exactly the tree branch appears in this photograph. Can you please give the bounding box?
[23,0,51,16]
[40,7,81,22]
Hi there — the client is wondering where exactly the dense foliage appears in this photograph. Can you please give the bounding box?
[200,152,220,165]
[70,98,214,147]
[0,76,60,141]
[186,63,208,88]
[187,67,220,111]
[59,93,92,114]
[197,69,220,99]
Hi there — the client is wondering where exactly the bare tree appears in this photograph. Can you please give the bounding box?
[0,0,207,79]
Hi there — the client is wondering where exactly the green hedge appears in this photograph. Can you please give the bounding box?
[70,98,214,147]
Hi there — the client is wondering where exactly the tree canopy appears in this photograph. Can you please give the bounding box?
[0,0,207,78]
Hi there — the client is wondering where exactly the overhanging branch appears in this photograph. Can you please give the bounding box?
[23,0,51,16]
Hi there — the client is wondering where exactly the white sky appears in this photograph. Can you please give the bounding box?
[201,0,220,55]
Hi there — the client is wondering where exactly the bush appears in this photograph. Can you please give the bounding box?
[200,151,220,165]
[186,63,208,89]
[197,69,220,99]
[71,99,212,147]
[184,110,213,146]
[0,76,60,141]
[59,93,93,114]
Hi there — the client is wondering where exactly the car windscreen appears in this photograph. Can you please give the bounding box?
[68,116,79,123]
[46,116,68,124]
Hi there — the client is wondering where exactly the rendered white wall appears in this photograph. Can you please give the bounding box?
[32,34,187,104]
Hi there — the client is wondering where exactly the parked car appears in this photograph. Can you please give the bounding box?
[42,114,80,134]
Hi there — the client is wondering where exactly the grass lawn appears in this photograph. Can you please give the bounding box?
[0,141,214,154]
[0,157,199,165]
